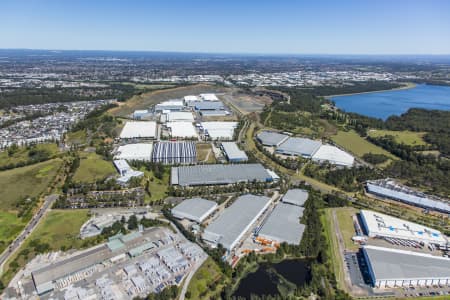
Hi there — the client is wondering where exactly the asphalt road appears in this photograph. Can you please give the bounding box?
[0,194,59,275]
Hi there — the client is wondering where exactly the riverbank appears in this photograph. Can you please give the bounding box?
[324,82,416,99]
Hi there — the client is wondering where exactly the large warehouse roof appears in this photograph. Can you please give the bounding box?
[282,189,309,207]
[120,121,157,139]
[256,131,289,146]
[363,245,450,282]
[200,93,219,101]
[276,137,322,158]
[171,198,218,223]
[258,203,305,245]
[171,163,272,186]
[312,145,354,166]
[184,95,200,103]
[115,143,153,161]
[152,141,196,164]
[201,122,237,140]
[366,180,450,214]
[202,194,271,250]
[194,101,225,111]
[360,210,447,245]
[165,111,195,122]
[166,122,198,138]
[222,142,248,162]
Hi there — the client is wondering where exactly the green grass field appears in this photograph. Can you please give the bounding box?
[368,129,428,146]
[0,158,62,211]
[0,143,59,169]
[331,130,398,160]
[142,168,170,203]
[187,257,227,299]
[66,130,88,146]
[335,207,359,251]
[0,211,27,253]
[1,209,92,285]
[72,152,116,183]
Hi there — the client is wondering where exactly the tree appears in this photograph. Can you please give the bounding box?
[128,215,138,230]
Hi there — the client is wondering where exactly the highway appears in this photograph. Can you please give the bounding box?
[0,194,59,275]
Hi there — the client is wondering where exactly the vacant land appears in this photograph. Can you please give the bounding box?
[187,257,227,299]
[0,143,59,169]
[0,211,27,253]
[196,143,216,163]
[66,130,88,146]
[220,92,271,114]
[142,168,170,203]
[368,129,428,146]
[1,209,92,285]
[0,158,62,211]
[331,130,397,160]
[109,84,228,117]
[335,207,359,251]
[72,152,116,183]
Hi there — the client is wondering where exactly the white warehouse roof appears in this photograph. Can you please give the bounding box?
[184,95,200,103]
[166,122,198,138]
[165,112,194,122]
[115,143,153,161]
[171,198,218,223]
[276,137,322,158]
[120,121,157,139]
[200,93,219,101]
[360,210,447,246]
[222,142,248,162]
[312,145,354,166]
[201,122,238,140]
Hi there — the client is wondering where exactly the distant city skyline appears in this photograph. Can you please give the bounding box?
[1,0,450,54]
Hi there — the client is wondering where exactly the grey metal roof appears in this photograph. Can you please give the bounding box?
[171,198,218,222]
[363,246,450,281]
[256,131,289,146]
[258,203,305,245]
[202,194,271,249]
[222,142,248,161]
[152,141,197,164]
[193,101,224,111]
[276,137,322,157]
[171,163,272,186]
[282,189,309,207]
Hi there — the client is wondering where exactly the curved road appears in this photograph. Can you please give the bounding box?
[0,194,59,275]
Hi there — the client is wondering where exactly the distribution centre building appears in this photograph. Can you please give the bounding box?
[119,121,157,139]
[115,143,153,161]
[257,203,305,245]
[282,189,309,207]
[166,122,198,138]
[170,163,274,186]
[363,245,450,288]
[360,210,447,246]
[276,137,322,158]
[256,131,289,147]
[152,141,196,164]
[366,179,450,214]
[171,198,218,223]
[312,144,354,167]
[221,142,248,162]
[202,194,272,250]
[201,122,238,140]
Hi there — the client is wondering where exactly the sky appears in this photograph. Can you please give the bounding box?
[1,0,450,55]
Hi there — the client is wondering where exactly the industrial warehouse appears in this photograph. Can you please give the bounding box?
[200,122,238,140]
[256,131,289,146]
[363,245,450,288]
[282,189,309,206]
[115,143,153,161]
[359,210,447,247]
[171,198,218,223]
[221,142,248,162]
[119,121,157,140]
[113,160,144,184]
[312,144,354,167]
[366,179,450,213]
[166,121,198,138]
[170,163,275,186]
[276,137,322,158]
[257,202,305,245]
[152,141,196,164]
[202,194,272,250]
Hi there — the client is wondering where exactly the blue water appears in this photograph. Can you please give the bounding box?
[331,84,450,120]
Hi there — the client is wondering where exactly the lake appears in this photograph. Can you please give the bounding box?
[331,84,450,120]
[232,259,311,298]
